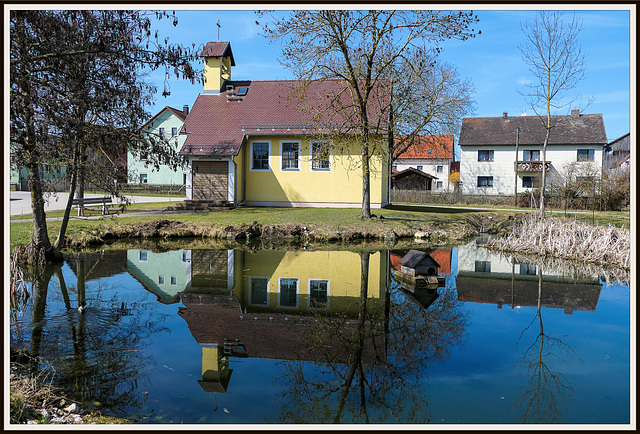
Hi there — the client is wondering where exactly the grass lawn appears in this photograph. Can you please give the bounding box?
[9,206,481,250]
[9,202,630,251]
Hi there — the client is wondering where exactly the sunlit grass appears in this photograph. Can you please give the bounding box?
[9,202,629,251]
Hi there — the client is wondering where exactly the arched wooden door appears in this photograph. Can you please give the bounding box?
[192,161,228,201]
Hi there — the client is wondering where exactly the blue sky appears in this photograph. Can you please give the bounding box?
[148,6,633,148]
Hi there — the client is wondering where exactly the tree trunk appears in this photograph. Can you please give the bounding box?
[53,140,80,249]
[361,139,372,218]
[540,129,550,216]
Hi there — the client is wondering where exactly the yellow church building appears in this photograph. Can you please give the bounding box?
[178,41,390,209]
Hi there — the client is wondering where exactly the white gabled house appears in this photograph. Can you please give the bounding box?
[128,105,189,186]
[459,110,607,196]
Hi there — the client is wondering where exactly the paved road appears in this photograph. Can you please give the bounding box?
[9,191,182,217]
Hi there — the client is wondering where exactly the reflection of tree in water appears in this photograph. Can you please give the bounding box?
[11,261,170,417]
[511,266,578,423]
[275,252,469,423]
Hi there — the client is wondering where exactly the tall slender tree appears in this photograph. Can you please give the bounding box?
[520,11,589,216]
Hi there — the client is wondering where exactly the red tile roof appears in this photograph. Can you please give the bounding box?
[200,41,235,65]
[180,80,390,156]
[394,135,453,160]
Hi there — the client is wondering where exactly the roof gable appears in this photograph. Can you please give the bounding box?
[200,41,235,66]
[399,250,440,269]
[391,167,438,180]
[459,113,607,147]
[140,106,186,131]
[394,135,453,160]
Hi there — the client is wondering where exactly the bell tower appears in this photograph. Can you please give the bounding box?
[200,41,235,93]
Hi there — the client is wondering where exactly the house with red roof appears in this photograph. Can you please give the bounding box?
[175,41,390,208]
[392,135,454,192]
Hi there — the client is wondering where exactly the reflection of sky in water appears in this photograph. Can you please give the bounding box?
[10,246,630,425]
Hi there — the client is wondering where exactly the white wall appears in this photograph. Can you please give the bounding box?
[460,144,603,196]
[128,110,187,186]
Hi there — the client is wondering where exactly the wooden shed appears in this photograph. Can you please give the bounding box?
[399,250,440,276]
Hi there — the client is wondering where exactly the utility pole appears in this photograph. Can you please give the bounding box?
[514,127,520,207]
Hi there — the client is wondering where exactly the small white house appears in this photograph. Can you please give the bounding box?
[128,105,189,186]
[459,111,607,196]
[392,135,454,192]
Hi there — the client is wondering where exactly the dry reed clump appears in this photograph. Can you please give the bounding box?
[488,215,630,270]
[507,250,629,285]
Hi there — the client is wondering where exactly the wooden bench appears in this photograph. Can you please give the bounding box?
[72,196,113,216]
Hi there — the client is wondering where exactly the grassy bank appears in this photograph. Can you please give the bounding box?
[10,206,518,250]
[10,203,630,252]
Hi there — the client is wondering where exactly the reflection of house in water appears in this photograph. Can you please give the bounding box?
[66,250,129,303]
[126,249,235,303]
[67,250,128,281]
[126,248,390,393]
[456,242,603,314]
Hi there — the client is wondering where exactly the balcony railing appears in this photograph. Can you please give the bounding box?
[514,161,551,172]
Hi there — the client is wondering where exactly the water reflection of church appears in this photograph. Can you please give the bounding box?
[126,249,391,393]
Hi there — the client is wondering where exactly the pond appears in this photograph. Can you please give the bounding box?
[9,240,631,425]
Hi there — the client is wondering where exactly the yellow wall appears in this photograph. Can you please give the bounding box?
[240,135,389,207]
[233,250,388,317]
[204,56,232,92]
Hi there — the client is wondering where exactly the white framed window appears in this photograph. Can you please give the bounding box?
[436,181,443,189]
[139,173,148,184]
[158,127,165,137]
[250,141,270,171]
[139,250,148,262]
[278,278,299,308]
[478,150,494,161]
[416,165,423,172]
[158,276,165,284]
[475,261,491,272]
[523,150,540,161]
[139,151,148,161]
[170,276,177,285]
[249,277,270,306]
[280,141,300,171]
[310,141,332,171]
[437,165,444,173]
[477,176,493,187]
[577,149,595,161]
[308,279,330,309]
[519,264,537,275]
[171,127,178,137]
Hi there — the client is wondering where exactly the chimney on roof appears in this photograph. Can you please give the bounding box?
[183,105,189,115]
[503,112,508,118]
[571,109,580,118]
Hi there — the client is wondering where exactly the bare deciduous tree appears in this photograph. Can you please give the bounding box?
[519,11,589,216]
[258,10,479,218]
